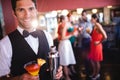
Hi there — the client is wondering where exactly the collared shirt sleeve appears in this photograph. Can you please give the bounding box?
[43,30,54,47]
[0,36,12,77]
[87,21,93,33]
[0,30,53,77]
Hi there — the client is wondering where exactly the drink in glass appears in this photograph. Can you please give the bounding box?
[24,59,46,76]
[86,27,90,33]
[24,61,40,76]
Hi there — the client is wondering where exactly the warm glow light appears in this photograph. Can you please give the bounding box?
[92,9,98,13]
[57,10,62,13]
[51,11,57,16]
[61,9,69,16]
[77,8,83,14]
[45,11,57,18]
[107,6,112,8]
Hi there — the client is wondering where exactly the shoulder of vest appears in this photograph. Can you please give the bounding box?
[8,29,19,36]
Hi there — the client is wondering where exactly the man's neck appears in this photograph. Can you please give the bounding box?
[18,26,36,32]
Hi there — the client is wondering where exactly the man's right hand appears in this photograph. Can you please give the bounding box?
[19,73,39,80]
[0,73,39,80]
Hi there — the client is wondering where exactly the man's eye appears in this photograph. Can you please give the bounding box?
[17,8,24,12]
[29,7,34,11]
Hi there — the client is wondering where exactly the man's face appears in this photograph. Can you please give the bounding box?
[15,0,38,30]
[82,12,87,21]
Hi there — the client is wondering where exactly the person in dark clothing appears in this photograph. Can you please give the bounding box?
[0,21,3,39]
[77,10,93,78]
[0,0,62,80]
[115,21,120,50]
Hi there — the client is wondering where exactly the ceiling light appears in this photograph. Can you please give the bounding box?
[77,8,83,14]
[92,9,98,13]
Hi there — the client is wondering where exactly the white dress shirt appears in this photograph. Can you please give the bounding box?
[0,26,53,76]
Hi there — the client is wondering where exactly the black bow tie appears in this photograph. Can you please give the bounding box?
[23,30,38,38]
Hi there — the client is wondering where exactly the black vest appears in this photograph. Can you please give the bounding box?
[8,29,50,80]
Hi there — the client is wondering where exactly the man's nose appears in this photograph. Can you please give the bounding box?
[24,10,30,17]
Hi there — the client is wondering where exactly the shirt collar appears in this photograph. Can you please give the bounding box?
[17,26,36,35]
[17,26,24,35]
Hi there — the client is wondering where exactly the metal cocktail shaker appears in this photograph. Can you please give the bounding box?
[48,46,60,80]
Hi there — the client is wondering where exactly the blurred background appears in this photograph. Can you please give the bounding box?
[0,0,120,80]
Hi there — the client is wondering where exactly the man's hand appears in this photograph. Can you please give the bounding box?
[0,73,39,80]
[55,66,63,80]
[19,73,39,80]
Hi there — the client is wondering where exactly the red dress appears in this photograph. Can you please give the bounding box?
[88,28,103,61]
[57,22,66,40]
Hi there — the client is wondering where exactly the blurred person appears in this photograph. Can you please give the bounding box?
[57,15,78,80]
[0,21,3,39]
[77,10,93,78]
[88,14,107,80]
[0,0,63,80]
[77,10,93,51]
[115,21,120,50]
[66,12,77,48]
[66,12,78,74]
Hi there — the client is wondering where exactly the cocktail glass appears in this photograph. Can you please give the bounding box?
[24,61,40,76]
[24,59,46,78]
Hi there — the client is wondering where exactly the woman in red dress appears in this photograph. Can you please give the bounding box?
[88,14,107,80]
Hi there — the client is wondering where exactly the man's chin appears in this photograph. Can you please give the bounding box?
[23,25,33,29]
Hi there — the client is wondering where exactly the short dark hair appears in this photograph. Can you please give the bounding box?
[67,11,72,18]
[92,14,99,22]
[59,15,65,22]
[11,0,37,12]
[81,10,87,16]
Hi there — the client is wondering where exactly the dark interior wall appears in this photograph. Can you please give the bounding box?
[1,0,17,34]
[37,0,120,12]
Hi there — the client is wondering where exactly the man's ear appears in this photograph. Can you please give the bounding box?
[12,11,16,17]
